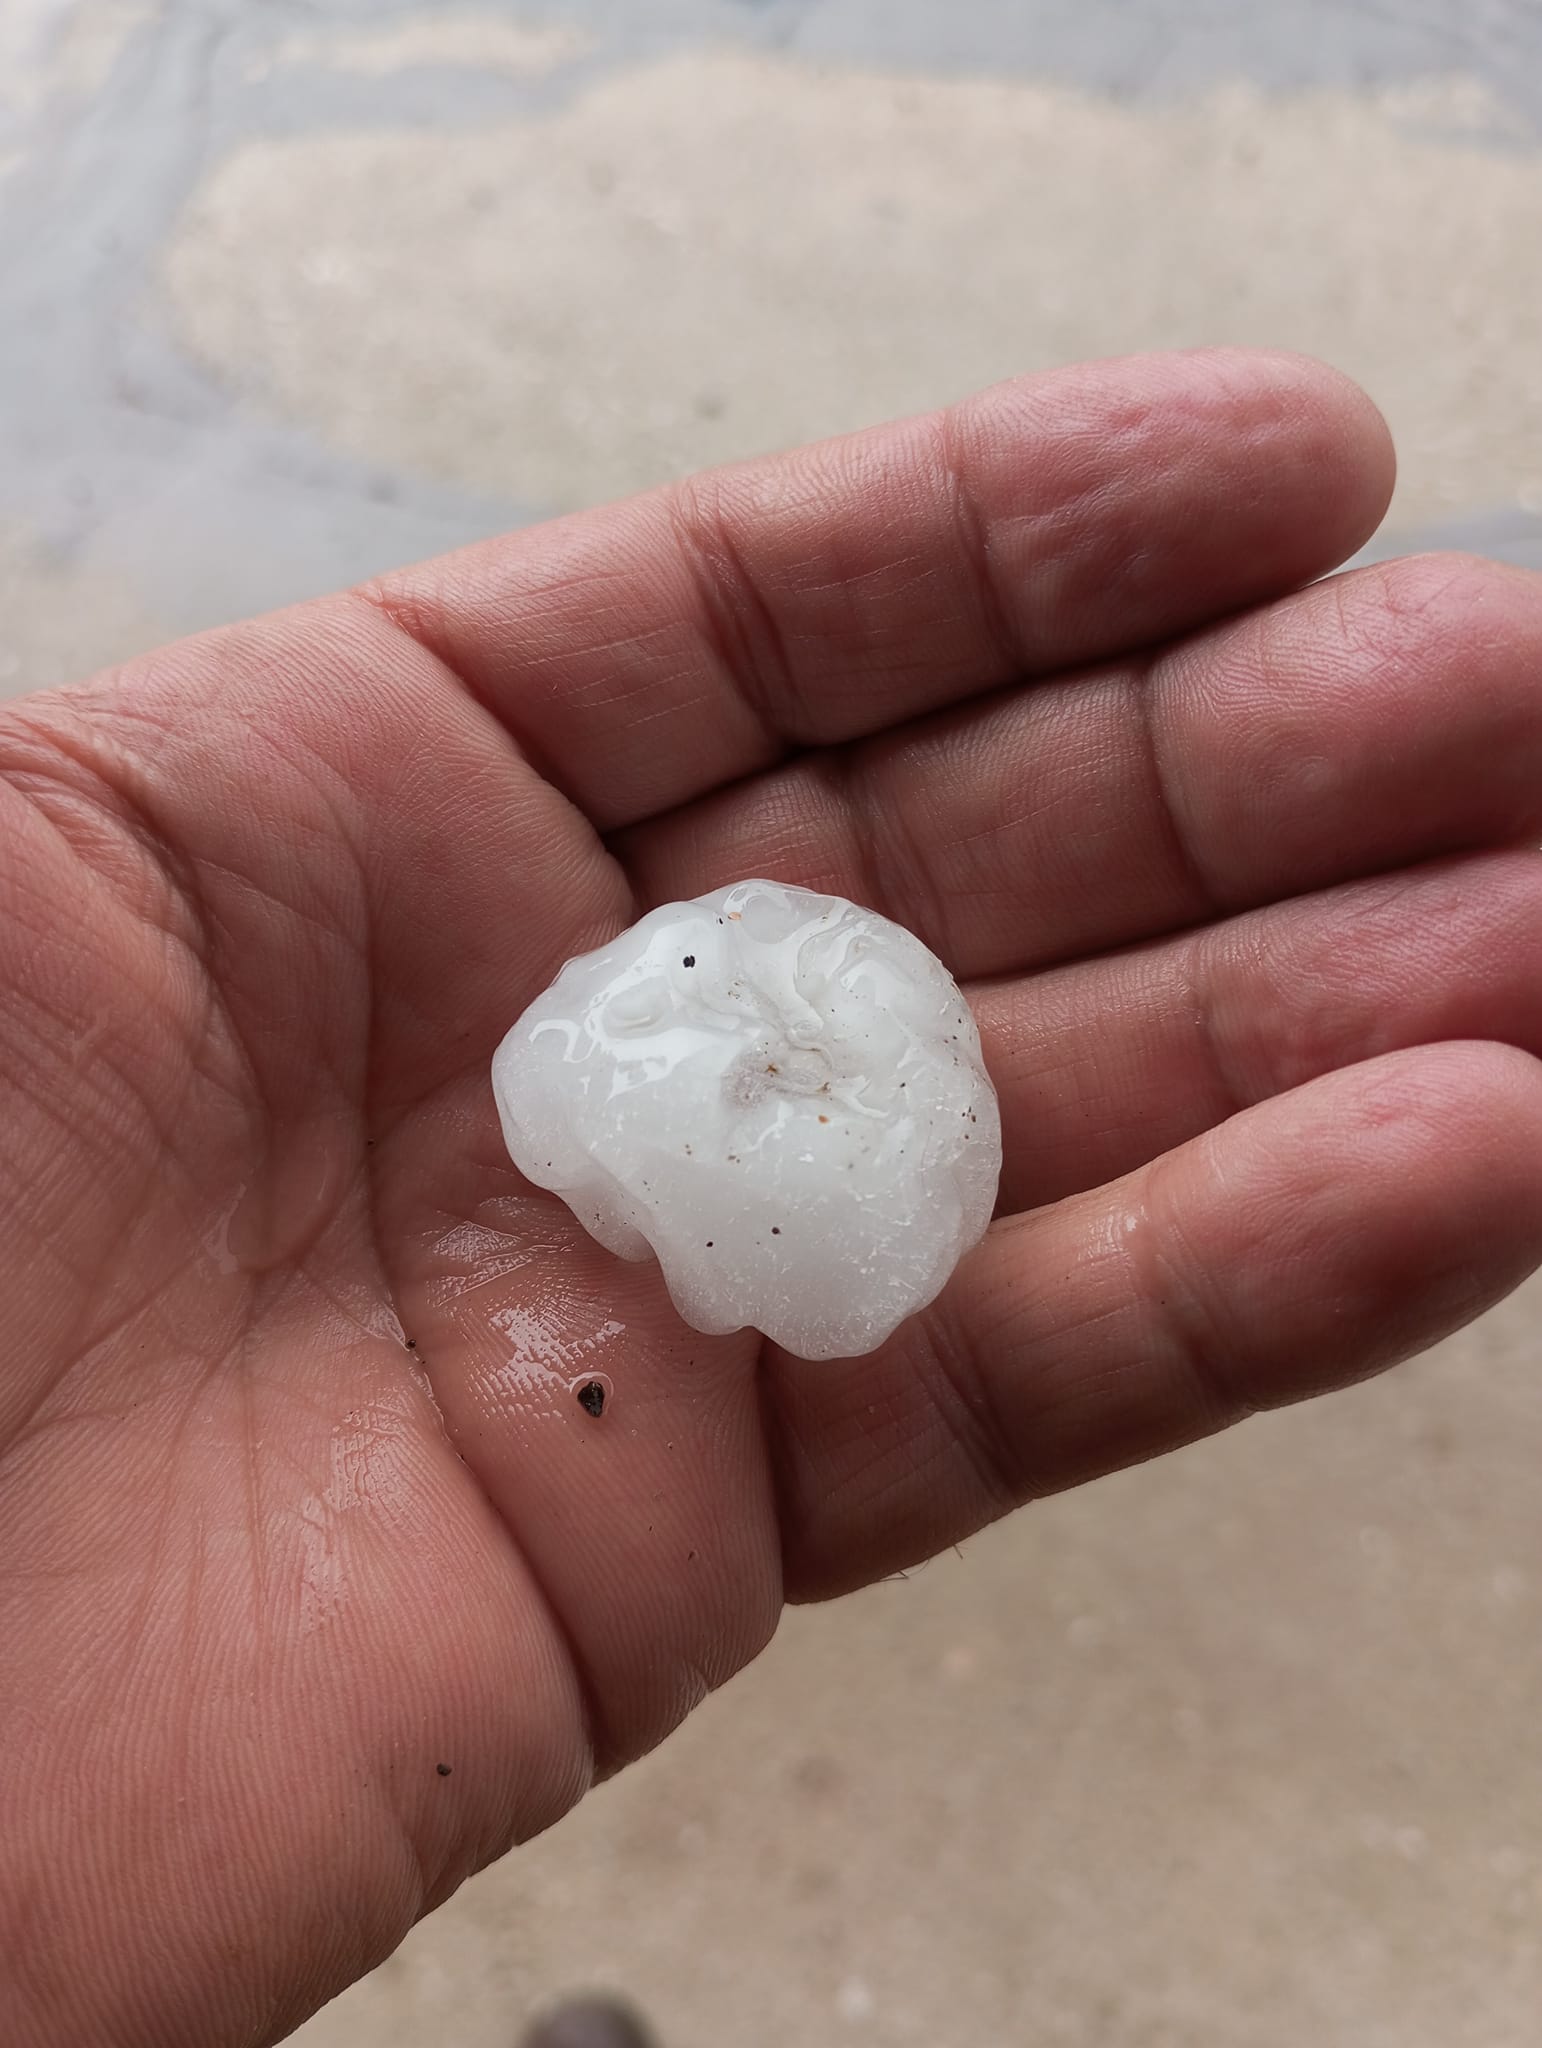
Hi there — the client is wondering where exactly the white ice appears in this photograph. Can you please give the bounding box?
[491,880,1002,1360]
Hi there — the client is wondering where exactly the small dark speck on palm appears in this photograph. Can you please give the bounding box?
[577,1380,607,1418]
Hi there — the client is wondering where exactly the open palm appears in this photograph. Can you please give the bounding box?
[4,352,1542,2048]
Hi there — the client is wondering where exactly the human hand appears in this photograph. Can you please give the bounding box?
[3,351,1540,2048]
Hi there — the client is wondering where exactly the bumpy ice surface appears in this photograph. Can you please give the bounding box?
[491,880,1001,1360]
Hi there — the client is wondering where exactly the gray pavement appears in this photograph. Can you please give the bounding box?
[2,6,1541,2045]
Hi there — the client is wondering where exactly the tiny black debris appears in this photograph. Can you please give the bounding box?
[436,1762,452,1777]
[772,1226,781,1234]
[576,1379,607,1418]
[404,1337,417,1350]
[682,954,696,968]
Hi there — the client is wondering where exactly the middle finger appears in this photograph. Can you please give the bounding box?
[618,554,1542,980]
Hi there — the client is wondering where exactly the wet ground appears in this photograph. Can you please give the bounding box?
[3,6,1541,2045]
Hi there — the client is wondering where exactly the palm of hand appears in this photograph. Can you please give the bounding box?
[3,355,1541,2048]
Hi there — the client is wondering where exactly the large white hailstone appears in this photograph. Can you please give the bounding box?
[491,879,1001,1360]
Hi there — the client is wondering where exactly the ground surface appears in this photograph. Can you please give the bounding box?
[2,5,1541,2045]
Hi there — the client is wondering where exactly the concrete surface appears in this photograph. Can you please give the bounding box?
[2,4,1541,2044]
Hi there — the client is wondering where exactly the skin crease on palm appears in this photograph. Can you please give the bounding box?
[2,350,1542,2048]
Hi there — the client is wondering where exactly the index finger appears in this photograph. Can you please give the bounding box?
[362,349,1394,829]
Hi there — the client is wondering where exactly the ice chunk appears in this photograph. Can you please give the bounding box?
[491,880,1001,1359]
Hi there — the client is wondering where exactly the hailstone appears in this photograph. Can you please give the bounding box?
[491,879,1001,1360]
